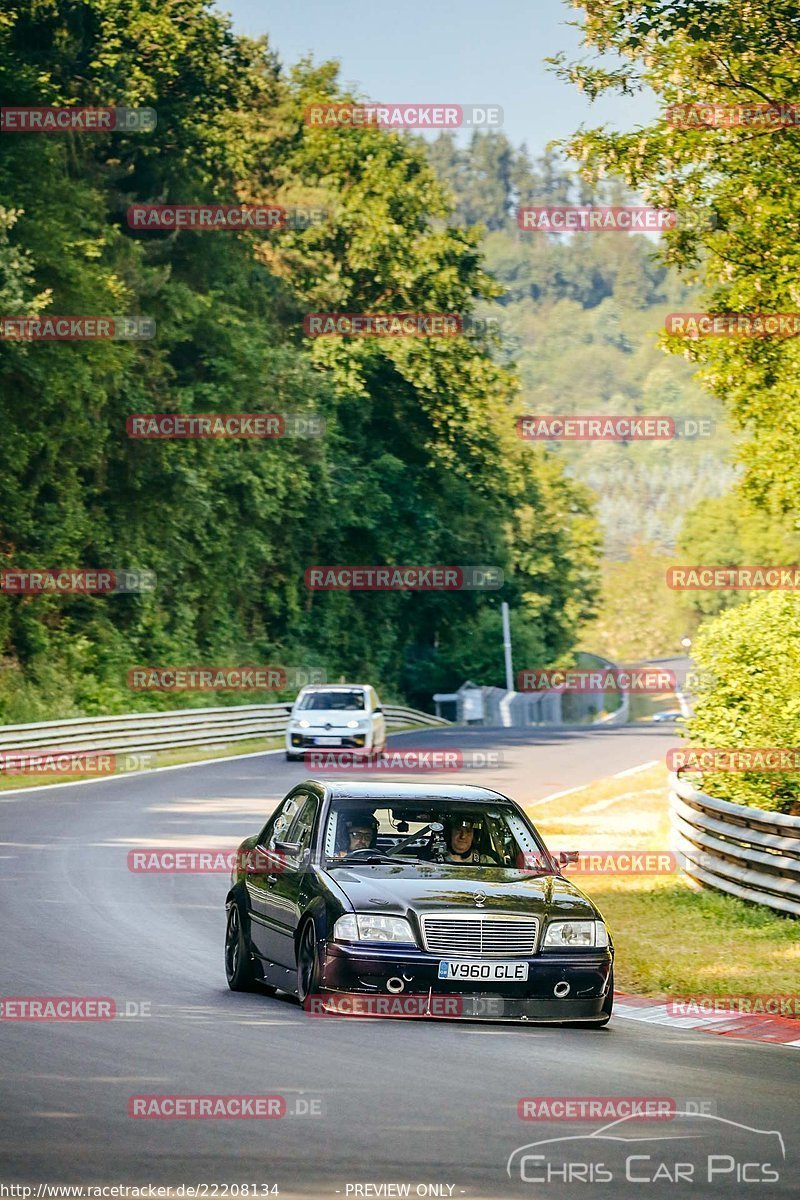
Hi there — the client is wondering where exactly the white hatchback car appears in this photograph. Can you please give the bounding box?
[285,684,387,761]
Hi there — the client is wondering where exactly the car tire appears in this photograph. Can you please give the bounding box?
[285,751,302,762]
[296,918,322,1008]
[225,900,258,992]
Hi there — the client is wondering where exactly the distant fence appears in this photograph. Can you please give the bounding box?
[669,771,800,917]
[0,703,450,764]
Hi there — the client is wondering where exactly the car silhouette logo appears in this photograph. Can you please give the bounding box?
[474,891,487,907]
[507,1111,786,1180]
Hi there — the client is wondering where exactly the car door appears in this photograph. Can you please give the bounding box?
[259,791,321,970]
[245,793,302,961]
[371,687,386,749]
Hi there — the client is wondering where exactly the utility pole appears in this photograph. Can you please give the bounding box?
[501,601,514,692]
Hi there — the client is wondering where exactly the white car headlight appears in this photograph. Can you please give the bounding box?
[333,913,416,944]
[543,919,608,948]
[346,718,369,729]
[293,719,310,729]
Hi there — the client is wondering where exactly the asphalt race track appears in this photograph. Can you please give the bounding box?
[1,725,797,1198]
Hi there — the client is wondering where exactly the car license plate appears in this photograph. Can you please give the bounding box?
[315,737,341,746]
[437,960,529,982]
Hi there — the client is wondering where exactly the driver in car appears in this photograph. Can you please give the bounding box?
[443,815,494,864]
[336,813,379,858]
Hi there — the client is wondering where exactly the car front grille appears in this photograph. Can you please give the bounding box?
[420,914,539,957]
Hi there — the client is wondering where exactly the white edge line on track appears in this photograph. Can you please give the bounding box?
[613,759,659,779]
[527,760,661,808]
[0,725,429,798]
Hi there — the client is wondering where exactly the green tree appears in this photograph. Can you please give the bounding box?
[687,592,800,814]
[552,0,800,514]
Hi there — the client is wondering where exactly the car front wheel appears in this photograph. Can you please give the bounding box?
[225,901,258,991]
[296,919,322,1007]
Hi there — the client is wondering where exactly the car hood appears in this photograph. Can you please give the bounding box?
[322,864,599,920]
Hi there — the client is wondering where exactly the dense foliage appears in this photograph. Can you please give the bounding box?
[557,0,800,808]
[0,0,601,720]
[553,0,800,514]
[687,593,800,814]
[424,131,733,563]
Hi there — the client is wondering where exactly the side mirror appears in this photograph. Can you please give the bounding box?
[557,850,580,868]
[373,706,383,713]
[274,840,302,855]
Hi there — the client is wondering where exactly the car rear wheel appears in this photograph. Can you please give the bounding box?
[225,901,258,992]
[296,919,321,1007]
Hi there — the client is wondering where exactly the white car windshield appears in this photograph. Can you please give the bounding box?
[297,690,366,711]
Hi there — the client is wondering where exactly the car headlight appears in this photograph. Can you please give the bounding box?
[292,719,310,729]
[346,719,368,729]
[333,914,416,944]
[543,920,608,948]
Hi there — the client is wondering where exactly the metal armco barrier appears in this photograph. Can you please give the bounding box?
[0,702,450,763]
[669,771,800,917]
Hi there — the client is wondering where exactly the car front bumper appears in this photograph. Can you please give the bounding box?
[318,942,613,1022]
[288,733,368,749]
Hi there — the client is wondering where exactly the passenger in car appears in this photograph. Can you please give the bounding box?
[336,813,379,858]
[442,816,493,864]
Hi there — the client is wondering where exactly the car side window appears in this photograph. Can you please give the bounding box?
[285,795,319,856]
[258,795,300,851]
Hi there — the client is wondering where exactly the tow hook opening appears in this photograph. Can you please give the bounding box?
[386,977,405,994]
[554,980,571,998]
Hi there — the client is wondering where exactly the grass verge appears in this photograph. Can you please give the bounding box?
[524,764,800,1001]
[0,735,285,791]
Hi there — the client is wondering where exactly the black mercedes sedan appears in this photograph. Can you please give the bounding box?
[224,780,614,1024]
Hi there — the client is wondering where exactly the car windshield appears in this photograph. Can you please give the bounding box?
[323,798,553,870]
[297,690,366,711]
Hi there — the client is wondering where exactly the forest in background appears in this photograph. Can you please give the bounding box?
[422,130,800,663]
[0,1,603,721]
[3,0,799,725]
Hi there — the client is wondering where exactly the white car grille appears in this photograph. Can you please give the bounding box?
[420,913,539,957]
